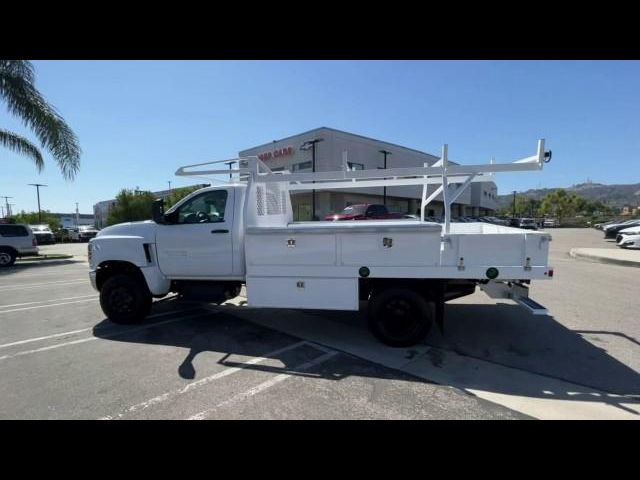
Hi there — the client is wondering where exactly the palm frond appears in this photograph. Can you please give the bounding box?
[0,60,81,180]
[0,129,44,172]
[0,60,35,83]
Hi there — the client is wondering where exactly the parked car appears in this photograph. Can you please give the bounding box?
[603,219,640,239]
[70,225,100,242]
[29,224,56,245]
[0,224,39,267]
[324,204,405,221]
[594,219,621,230]
[543,218,558,228]
[618,233,640,249]
[615,225,640,244]
[518,218,538,230]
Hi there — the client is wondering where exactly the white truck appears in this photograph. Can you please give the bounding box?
[88,139,554,347]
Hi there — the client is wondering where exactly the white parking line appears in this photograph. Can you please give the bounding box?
[188,351,338,420]
[0,294,98,309]
[0,327,93,349]
[0,307,200,350]
[0,297,98,314]
[0,269,87,279]
[0,310,208,361]
[99,340,310,420]
[0,279,87,291]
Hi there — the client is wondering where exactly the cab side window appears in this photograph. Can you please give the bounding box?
[176,190,228,224]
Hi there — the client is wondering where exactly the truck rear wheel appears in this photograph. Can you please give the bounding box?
[100,274,152,324]
[367,288,433,347]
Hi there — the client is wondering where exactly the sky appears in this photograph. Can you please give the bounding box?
[2,60,639,214]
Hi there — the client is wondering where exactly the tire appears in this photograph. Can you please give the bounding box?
[100,273,152,324]
[0,248,17,267]
[367,287,433,347]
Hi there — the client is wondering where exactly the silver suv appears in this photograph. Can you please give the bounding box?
[0,224,39,267]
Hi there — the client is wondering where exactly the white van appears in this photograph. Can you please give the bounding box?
[0,224,39,267]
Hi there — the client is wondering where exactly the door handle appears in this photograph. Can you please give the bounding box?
[211,229,229,234]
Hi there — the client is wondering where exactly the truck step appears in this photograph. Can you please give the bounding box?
[517,296,549,315]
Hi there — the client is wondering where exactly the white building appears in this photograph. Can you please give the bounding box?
[239,127,498,221]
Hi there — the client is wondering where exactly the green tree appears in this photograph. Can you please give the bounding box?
[539,189,578,224]
[166,185,202,208]
[107,189,156,226]
[10,210,61,230]
[0,60,81,179]
[513,196,541,217]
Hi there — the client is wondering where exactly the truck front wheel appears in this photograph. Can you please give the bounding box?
[100,274,152,324]
[367,288,433,347]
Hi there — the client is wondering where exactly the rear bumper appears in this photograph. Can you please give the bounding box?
[35,235,55,244]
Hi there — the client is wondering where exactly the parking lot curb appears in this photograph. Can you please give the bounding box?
[569,248,640,268]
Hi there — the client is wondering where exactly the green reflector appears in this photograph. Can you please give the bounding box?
[486,267,499,279]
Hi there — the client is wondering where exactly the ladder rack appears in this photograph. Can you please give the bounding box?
[175,139,551,233]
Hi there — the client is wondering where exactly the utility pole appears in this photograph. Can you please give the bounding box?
[300,138,324,220]
[512,190,517,218]
[379,150,392,206]
[167,181,172,193]
[75,202,80,228]
[1,196,12,218]
[28,184,47,222]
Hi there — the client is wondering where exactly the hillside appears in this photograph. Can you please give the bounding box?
[497,182,640,210]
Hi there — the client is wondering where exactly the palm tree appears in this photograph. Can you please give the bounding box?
[0,60,81,180]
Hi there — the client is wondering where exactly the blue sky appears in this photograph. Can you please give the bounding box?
[2,60,639,214]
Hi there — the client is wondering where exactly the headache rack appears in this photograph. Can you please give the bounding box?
[176,139,552,233]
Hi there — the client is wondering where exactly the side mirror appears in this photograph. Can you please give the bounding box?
[152,199,165,224]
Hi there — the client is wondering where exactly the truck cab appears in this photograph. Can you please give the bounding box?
[89,184,246,323]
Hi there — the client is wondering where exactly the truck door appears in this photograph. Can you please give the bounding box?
[155,188,234,278]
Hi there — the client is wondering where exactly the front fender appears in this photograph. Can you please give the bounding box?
[89,236,171,296]
[90,235,150,269]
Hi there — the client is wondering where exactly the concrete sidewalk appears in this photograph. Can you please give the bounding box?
[570,248,640,268]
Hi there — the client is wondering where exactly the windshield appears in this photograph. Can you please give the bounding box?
[30,225,51,232]
[520,219,535,224]
[79,226,96,231]
[342,205,366,215]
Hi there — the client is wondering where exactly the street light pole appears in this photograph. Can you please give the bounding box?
[379,150,392,206]
[224,161,235,180]
[300,138,324,220]
[28,184,47,223]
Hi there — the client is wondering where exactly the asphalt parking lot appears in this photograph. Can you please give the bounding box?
[1,229,638,419]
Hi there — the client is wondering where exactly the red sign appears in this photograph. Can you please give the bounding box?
[258,146,294,161]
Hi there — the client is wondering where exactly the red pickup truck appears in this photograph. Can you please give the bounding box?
[324,204,406,221]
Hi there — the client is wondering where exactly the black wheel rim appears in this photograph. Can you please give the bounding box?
[0,253,11,265]
[109,287,136,315]
[379,298,422,341]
